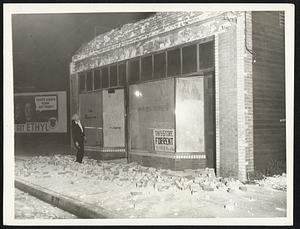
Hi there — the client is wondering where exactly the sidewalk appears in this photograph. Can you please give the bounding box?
[15,154,287,218]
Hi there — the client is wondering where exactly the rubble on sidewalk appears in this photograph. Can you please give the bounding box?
[15,154,287,218]
[255,174,287,191]
[15,154,286,195]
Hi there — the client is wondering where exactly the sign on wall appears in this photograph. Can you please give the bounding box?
[153,129,175,152]
[14,91,67,133]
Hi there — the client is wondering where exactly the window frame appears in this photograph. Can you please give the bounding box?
[78,36,215,93]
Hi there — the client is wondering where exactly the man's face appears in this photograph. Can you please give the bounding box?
[74,114,80,122]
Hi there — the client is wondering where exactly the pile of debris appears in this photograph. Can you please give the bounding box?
[16,154,250,194]
[255,174,287,191]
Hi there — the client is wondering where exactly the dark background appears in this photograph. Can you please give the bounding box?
[12,12,154,92]
[12,12,154,155]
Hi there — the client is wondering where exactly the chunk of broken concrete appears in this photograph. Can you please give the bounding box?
[174,180,183,190]
[130,191,143,196]
[227,188,234,193]
[239,186,247,191]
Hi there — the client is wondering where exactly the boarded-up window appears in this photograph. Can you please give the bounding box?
[129,78,175,152]
[154,52,166,79]
[167,48,181,77]
[176,76,204,152]
[102,67,109,88]
[182,44,197,74]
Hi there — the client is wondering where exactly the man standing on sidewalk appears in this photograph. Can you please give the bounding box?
[72,114,86,163]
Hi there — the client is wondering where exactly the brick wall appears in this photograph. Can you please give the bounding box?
[214,33,220,176]
[216,24,239,178]
[244,12,254,174]
[129,153,206,170]
[215,12,254,181]
[252,11,286,171]
[236,13,254,180]
[129,154,175,170]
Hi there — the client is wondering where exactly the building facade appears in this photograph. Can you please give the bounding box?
[69,11,286,181]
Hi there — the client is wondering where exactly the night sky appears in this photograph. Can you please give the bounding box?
[12,12,154,92]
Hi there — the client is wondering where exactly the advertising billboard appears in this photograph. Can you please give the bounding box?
[14,91,67,133]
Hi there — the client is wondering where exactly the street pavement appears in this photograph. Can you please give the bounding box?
[15,188,77,219]
[15,154,287,218]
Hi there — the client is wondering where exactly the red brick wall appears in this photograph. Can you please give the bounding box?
[252,11,286,171]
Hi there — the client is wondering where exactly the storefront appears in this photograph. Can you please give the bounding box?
[71,37,215,168]
[70,11,286,180]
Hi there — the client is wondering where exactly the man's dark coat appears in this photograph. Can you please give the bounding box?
[72,120,85,145]
[72,120,85,163]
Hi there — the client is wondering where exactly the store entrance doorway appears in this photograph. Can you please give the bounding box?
[103,88,125,148]
[79,88,126,155]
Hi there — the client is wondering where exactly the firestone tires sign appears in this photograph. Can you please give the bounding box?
[153,129,175,152]
[14,91,67,133]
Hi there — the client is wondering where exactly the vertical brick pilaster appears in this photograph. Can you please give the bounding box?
[236,14,247,181]
[216,12,254,181]
[217,24,239,179]
[244,12,254,174]
[236,12,254,181]
[214,35,221,177]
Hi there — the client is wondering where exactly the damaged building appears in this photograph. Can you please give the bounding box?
[69,11,286,181]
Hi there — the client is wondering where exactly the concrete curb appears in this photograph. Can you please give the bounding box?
[15,178,119,219]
